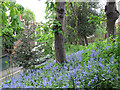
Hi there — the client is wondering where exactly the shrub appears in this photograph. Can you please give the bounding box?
[12,29,41,70]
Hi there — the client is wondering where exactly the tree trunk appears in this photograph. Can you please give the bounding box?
[84,35,88,46]
[54,2,66,63]
[105,0,119,39]
[82,39,85,46]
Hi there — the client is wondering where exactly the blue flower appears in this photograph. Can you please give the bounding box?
[69,66,73,70]
[91,79,94,83]
[2,84,9,88]
[43,80,47,87]
[99,62,104,69]
[76,81,81,86]
[48,81,52,87]
[116,77,118,81]
[99,57,102,61]
[82,79,85,82]
[88,64,92,69]
[80,75,82,79]
[106,45,110,50]
[107,66,110,69]
[64,66,68,70]
[107,69,111,73]
[94,75,97,80]
[87,82,90,86]
[101,74,105,77]
[111,78,114,81]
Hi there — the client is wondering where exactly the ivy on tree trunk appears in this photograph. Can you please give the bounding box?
[105,0,119,39]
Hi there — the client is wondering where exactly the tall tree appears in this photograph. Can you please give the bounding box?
[105,0,119,39]
[65,2,98,46]
[54,1,66,63]
[1,2,24,54]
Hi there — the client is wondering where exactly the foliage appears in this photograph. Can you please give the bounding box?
[65,2,99,44]
[36,21,55,59]
[1,2,24,53]
[1,41,119,88]
[45,0,56,19]
[1,1,119,89]
[88,9,107,38]
[12,29,40,69]
[21,9,35,26]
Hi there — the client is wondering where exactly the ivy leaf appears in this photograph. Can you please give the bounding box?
[58,31,63,34]
[5,61,8,64]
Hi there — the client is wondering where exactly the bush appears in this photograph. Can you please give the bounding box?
[12,29,41,70]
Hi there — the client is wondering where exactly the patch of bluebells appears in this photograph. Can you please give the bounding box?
[1,47,119,89]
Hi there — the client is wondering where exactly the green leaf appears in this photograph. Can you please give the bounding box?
[5,61,8,64]
[58,31,63,34]
[9,2,15,6]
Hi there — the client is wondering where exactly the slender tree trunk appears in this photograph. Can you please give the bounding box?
[84,35,88,46]
[82,39,85,46]
[105,0,119,39]
[54,1,66,63]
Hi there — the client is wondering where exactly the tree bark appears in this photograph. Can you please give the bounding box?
[82,39,85,46]
[105,0,119,39]
[84,35,88,46]
[54,2,66,63]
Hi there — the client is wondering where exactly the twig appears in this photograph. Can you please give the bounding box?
[73,79,75,90]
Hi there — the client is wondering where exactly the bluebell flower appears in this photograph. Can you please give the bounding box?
[50,77,53,81]
[99,57,102,61]
[110,56,114,64]
[101,74,105,77]
[66,83,69,88]
[106,45,110,50]
[80,75,83,79]
[43,80,47,87]
[111,78,114,81]
[48,81,52,87]
[37,83,41,88]
[107,66,110,69]
[69,66,73,70]
[102,58,104,61]
[82,85,84,90]
[88,61,91,64]
[84,62,86,68]
[32,79,35,83]
[2,84,9,88]
[107,69,111,73]
[94,75,97,80]
[17,82,21,87]
[64,66,68,70]
[87,82,90,86]
[116,77,118,81]
[99,62,104,69]
[88,64,92,69]
[34,82,37,86]
[76,81,81,86]
[91,79,94,83]
[94,70,97,73]
[82,79,85,82]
